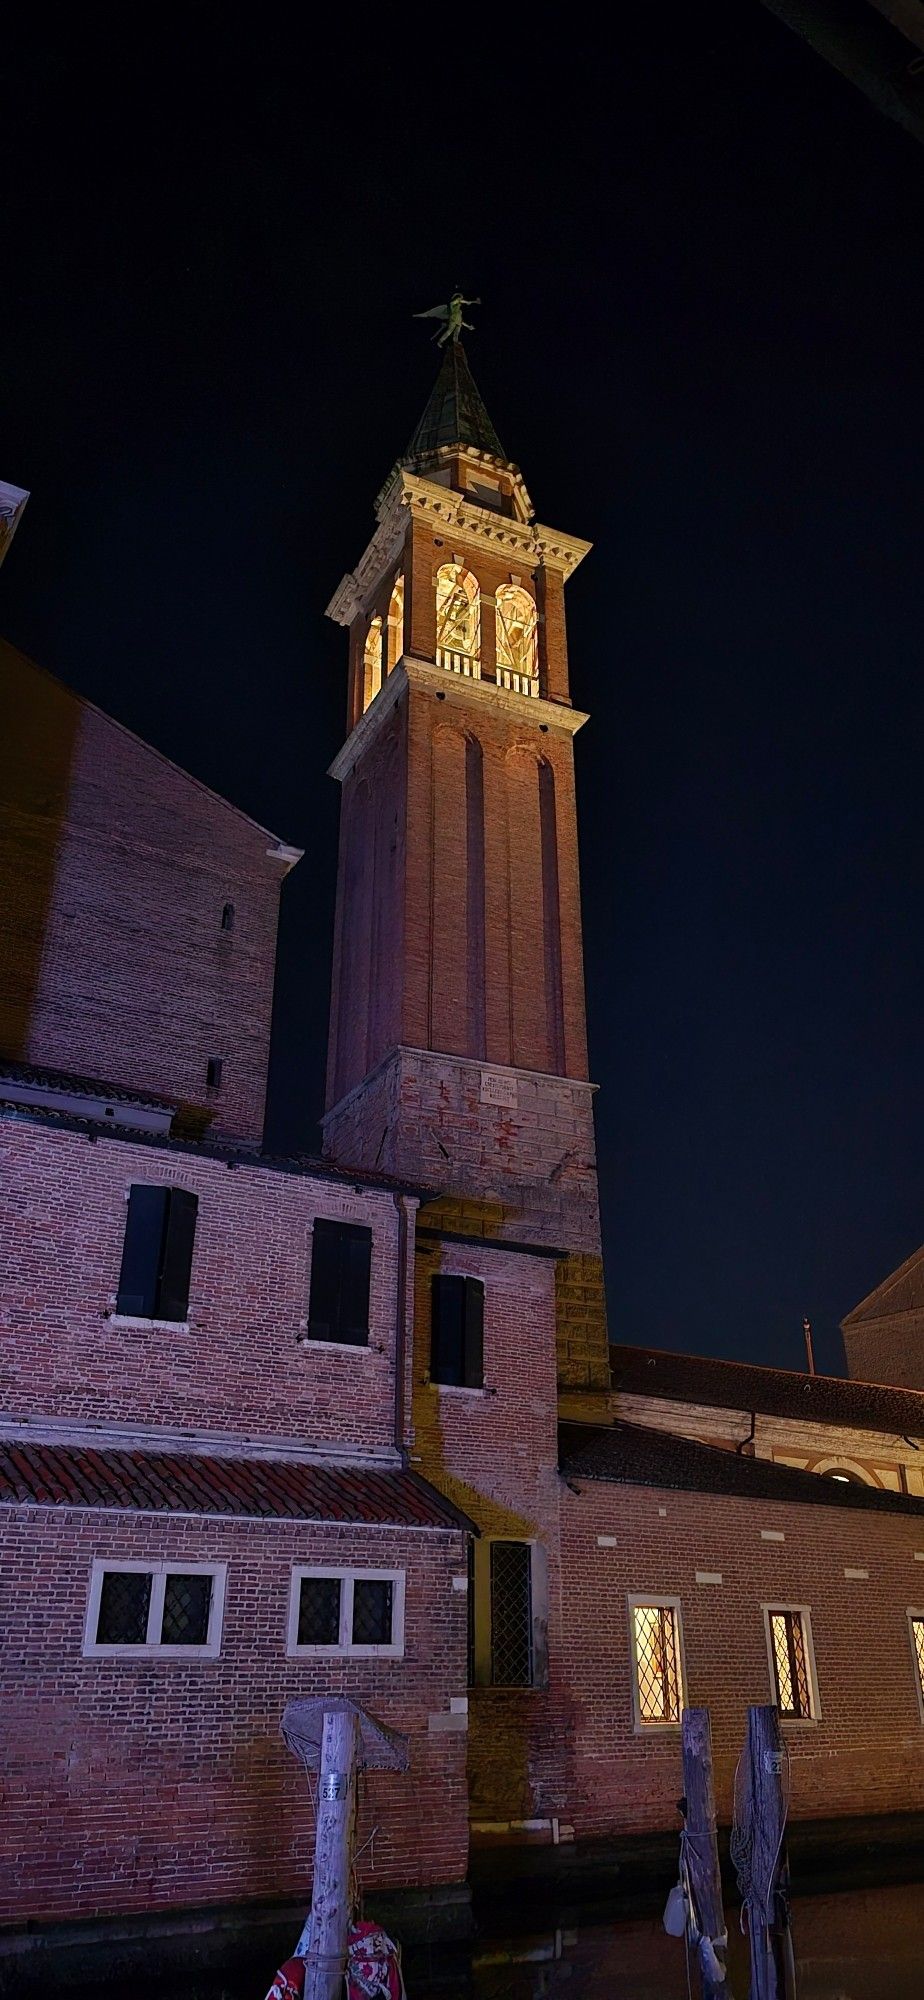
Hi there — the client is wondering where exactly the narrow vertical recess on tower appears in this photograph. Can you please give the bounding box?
[465,736,487,1060]
[539,760,565,1074]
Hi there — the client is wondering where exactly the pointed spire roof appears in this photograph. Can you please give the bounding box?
[402,342,507,465]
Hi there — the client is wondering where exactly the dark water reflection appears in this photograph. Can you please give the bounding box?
[81,1879,924,2000]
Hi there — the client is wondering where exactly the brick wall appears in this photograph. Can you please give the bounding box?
[0,643,292,1143]
[843,1309,924,1391]
[0,1117,415,1447]
[558,1477,924,1835]
[0,1509,469,1924]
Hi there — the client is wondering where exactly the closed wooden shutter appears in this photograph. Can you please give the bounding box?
[158,1189,198,1322]
[116,1186,169,1317]
[308,1220,372,1345]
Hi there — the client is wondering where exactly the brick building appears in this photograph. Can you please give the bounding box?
[3,340,924,1948]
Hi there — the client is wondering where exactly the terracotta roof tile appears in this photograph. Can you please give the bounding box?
[0,1441,474,1531]
[610,1342,924,1439]
[560,1418,924,1517]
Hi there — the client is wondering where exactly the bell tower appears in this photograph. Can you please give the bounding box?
[324,337,608,1388]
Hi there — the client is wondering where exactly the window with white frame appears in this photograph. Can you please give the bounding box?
[909,1612,924,1720]
[629,1597,684,1726]
[287,1568,405,1658]
[84,1561,226,1657]
[764,1605,818,1719]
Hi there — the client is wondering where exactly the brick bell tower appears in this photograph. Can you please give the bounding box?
[324,335,608,1389]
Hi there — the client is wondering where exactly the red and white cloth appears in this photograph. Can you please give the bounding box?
[263,1920,405,2000]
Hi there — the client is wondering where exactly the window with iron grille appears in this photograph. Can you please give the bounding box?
[630,1599,684,1725]
[766,1607,816,1719]
[288,1568,405,1657]
[910,1614,924,1720]
[489,1541,534,1687]
[116,1184,198,1323]
[85,1562,224,1656]
[430,1275,484,1387]
[306,1219,373,1346]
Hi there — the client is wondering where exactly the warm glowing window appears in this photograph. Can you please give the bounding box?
[630,1599,683,1725]
[364,615,383,704]
[435,563,480,673]
[496,584,538,693]
[909,1614,924,1721]
[766,1607,816,1719]
[386,575,404,672]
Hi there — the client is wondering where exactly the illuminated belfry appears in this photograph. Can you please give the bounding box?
[324,337,608,1388]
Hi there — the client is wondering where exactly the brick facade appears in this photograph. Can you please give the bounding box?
[1,1508,468,1926]
[0,642,296,1144]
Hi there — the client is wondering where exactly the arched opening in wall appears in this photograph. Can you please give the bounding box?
[435,563,480,679]
[816,1461,875,1486]
[364,616,383,709]
[386,576,404,674]
[465,735,486,1061]
[496,584,538,696]
[538,759,565,1075]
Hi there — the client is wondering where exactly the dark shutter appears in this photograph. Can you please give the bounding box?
[462,1279,484,1388]
[158,1189,198,1322]
[116,1186,168,1317]
[431,1275,483,1387]
[431,1274,465,1384]
[307,1220,372,1345]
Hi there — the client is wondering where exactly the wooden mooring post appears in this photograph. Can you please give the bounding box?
[680,1707,732,1998]
[302,1706,359,2000]
[735,1705,794,2000]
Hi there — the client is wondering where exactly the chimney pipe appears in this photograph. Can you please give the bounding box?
[802,1316,816,1376]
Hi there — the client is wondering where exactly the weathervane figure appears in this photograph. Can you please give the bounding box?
[414,290,480,346]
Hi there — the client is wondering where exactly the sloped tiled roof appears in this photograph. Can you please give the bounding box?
[560,1418,924,1517]
[609,1342,924,1439]
[0,1441,474,1531]
[0,1059,174,1111]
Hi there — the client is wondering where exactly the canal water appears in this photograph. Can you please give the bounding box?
[55,1878,923,1999]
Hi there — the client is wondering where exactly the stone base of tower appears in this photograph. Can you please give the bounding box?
[322,1045,610,1388]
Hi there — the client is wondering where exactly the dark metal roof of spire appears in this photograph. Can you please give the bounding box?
[402,342,507,464]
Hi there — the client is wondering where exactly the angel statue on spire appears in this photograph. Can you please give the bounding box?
[414,291,480,345]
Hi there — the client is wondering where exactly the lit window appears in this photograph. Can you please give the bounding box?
[287,1568,405,1657]
[630,1598,684,1725]
[364,615,383,704]
[430,1274,484,1388]
[765,1606,817,1719]
[305,1218,372,1347]
[495,584,538,694]
[386,575,404,672]
[435,562,480,673]
[909,1613,924,1720]
[84,1561,225,1657]
[115,1184,198,1323]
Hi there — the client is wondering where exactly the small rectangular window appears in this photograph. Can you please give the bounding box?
[490,1541,534,1686]
[909,1613,924,1720]
[307,1219,372,1346]
[765,1606,816,1719]
[287,1568,405,1657]
[84,1562,225,1657]
[220,902,235,932]
[206,1056,223,1089]
[630,1598,684,1725]
[430,1274,484,1387]
[116,1185,198,1322]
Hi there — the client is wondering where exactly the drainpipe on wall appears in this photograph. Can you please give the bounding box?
[737,1411,757,1456]
[392,1193,409,1462]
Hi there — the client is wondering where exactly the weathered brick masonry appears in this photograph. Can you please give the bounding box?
[1,1510,468,1926]
[0,642,296,1143]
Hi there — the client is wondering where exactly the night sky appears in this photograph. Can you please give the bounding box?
[3,8,923,1376]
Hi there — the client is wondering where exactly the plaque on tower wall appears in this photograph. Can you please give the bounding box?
[480,1070,518,1110]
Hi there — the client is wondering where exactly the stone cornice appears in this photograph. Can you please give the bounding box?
[327,657,588,783]
[325,472,591,628]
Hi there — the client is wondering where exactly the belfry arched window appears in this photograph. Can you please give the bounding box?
[386,576,404,674]
[435,563,480,678]
[496,584,538,696]
[364,615,383,707]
